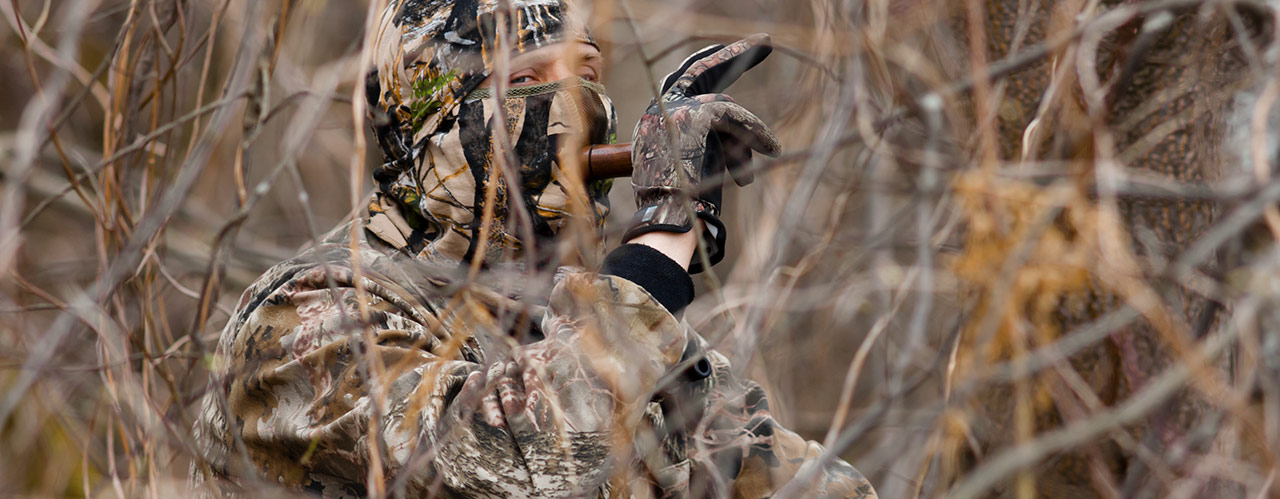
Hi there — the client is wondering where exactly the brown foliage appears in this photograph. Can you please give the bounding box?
[4,0,1280,497]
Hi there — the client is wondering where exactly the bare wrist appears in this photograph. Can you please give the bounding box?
[625,224,701,271]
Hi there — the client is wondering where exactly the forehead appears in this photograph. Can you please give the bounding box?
[510,42,602,66]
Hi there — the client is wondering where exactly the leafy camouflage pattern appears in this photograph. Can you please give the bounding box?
[366,0,614,266]
[366,77,617,265]
[195,224,877,497]
[627,35,781,259]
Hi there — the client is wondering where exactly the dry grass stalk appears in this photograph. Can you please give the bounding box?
[5,0,1280,497]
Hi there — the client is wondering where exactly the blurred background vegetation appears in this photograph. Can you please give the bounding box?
[4,0,1280,497]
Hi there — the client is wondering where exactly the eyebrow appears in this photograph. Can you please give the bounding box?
[510,50,557,68]
[509,46,602,70]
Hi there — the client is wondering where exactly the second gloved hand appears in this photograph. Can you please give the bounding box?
[624,34,782,273]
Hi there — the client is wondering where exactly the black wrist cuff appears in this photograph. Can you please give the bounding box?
[602,244,696,315]
[621,221,693,244]
[687,212,726,274]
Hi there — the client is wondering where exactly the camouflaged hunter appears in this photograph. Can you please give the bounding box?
[194,0,876,497]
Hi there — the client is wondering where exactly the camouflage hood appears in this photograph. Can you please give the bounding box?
[365,0,616,266]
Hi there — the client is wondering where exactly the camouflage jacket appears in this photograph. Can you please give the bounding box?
[195,223,876,498]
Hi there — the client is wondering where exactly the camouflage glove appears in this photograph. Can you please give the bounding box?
[624,34,781,273]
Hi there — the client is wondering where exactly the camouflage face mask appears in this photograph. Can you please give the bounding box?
[365,0,614,266]
[367,77,617,265]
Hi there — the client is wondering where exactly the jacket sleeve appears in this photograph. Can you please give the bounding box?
[196,262,689,497]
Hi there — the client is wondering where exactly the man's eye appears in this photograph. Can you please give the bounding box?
[510,75,537,86]
[580,69,599,82]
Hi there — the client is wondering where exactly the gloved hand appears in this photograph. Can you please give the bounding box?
[624,34,781,273]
